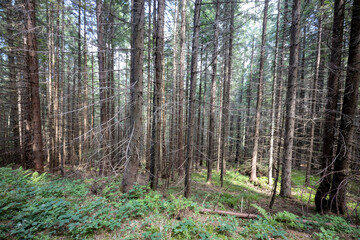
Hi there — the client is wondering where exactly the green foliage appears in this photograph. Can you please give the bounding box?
[274,211,304,228]
[171,217,211,239]
[308,214,360,239]
[241,217,288,240]
[314,227,339,240]
[2,167,359,240]
[215,216,239,236]
[163,194,198,218]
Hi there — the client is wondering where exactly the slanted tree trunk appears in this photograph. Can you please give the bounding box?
[207,0,219,184]
[315,0,345,212]
[329,0,360,214]
[121,0,145,192]
[184,0,202,198]
[250,0,269,182]
[280,0,301,198]
[150,0,165,190]
[25,0,45,172]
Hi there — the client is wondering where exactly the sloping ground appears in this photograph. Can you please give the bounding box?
[0,166,359,239]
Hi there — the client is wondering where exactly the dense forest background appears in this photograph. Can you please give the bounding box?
[0,0,359,225]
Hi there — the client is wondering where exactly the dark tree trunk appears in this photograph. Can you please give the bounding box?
[268,0,281,186]
[96,0,109,176]
[26,0,45,172]
[315,0,345,212]
[184,0,202,198]
[329,0,360,214]
[150,0,165,190]
[250,0,269,182]
[121,0,145,192]
[280,0,301,198]
[207,0,219,184]
[306,0,324,186]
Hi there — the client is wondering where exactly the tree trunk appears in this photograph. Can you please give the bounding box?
[306,0,323,186]
[329,0,360,214]
[96,0,109,176]
[122,0,145,192]
[26,0,45,172]
[150,0,165,190]
[207,0,219,184]
[177,0,187,177]
[315,0,345,212]
[250,0,269,182]
[268,0,281,186]
[280,0,301,198]
[244,36,255,162]
[184,0,202,198]
[145,0,152,171]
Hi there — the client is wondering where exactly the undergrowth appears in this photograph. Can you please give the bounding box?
[0,167,359,239]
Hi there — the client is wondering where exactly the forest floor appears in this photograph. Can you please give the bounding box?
[0,166,359,239]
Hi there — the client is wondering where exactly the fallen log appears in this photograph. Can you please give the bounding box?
[200,208,258,219]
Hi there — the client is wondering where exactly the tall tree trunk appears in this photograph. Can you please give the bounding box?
[207,0,219,184]
[220,0,235,186]
[273,0,288,181]
[6,2,21,165]
[280,0,301,198]
[83,1,88,162]
[96,0,109,175]
[306,0,324,186]
[169,0,179,179]
[122,0,145,192]
[150,0,165,190]
[315,0,345,212]
[26,0,45,172]
[177,0,187,176]
[244,36,255,162]
[250,0,269,182]
[77,0,83,165]
[329,0,360,214]
[146,0,152,171]
[184,0,202,198]
[268,0,281,186]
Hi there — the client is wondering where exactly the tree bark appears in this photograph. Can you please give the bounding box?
[26,0,45,172]
[96,0,109,176]
[122,0,145,192]
[306,0,323,186]
[207,0,219,184]
[329,0,360,214]
[250,0,269,182]
[184,0,202,198]
[150,0,165,190]
[315,0,345,212]
[178,0,187,177]
[268,0,281,186]
[280,0,301,198]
